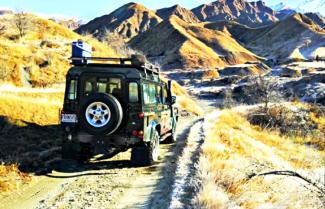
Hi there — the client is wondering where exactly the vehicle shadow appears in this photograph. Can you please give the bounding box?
[0,116,62,174]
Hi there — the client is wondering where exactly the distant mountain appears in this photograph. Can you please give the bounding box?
[276,8,296,20]
[296,0,325,16]
[49,18,82,30]
[156,4,200,23]
[0,9,13,16]
[208,13,325,61]
[191,0,278,27]
[130,16,260,69]
[305,12,325,28]
[76,3,162,40]
[270,2,288,11]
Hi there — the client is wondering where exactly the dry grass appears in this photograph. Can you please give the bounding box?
[0,84,63,125]
[0,13,117,87]
[197,109,325,209]
[0,164,31,196]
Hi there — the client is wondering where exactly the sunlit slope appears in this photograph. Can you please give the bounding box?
[130,16,260,69]
[0,14,117,87]
[198,110,324,209]
[207,14,325,61]
[76,3,162,40]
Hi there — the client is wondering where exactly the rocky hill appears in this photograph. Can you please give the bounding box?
[305,12,325,28]
[206,13,325,61]
[156,5,200,23]
[130,16,260,69]
[76,3,162,40]
[191,0,278,27]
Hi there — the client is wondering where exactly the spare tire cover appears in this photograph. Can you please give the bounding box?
[79,93,123,135]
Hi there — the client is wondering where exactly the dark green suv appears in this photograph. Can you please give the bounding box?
[61,55,178,165]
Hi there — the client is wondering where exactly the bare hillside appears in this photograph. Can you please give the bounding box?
[206,13,325,61]
[156,4,200,23]
[192,0,278,27]
[76,3,162,40]
[130,16,260,70]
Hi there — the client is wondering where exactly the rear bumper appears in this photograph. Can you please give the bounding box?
[63,130,143,149]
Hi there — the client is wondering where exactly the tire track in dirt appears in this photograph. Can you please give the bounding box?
[168,119,205,209]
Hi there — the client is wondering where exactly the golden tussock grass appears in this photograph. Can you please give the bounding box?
[0,84,63,125]
[0,14,117,87]
[197,110,325,209]
[0,164,31,196]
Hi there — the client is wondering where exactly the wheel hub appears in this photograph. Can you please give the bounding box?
[85,102,111,128]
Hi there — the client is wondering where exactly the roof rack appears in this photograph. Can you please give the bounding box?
[70,56,160,75]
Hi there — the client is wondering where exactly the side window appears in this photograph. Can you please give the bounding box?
[157,86,162,104]
[148,84,157,104]
[68,79,77,100]
[162,86,168,104]
[143,84,150,104]
[143,83,157,104]
[129,82,139,103]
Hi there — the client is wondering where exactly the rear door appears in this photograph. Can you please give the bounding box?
[79,73,126,107]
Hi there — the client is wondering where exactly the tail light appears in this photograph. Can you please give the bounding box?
[132,130,138,136]
[138,112,144,119]
[138,130,144,138]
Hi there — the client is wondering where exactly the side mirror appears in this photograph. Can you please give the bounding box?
[171,96,176,105]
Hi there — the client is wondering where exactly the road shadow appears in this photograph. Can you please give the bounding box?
[0,116,62,175]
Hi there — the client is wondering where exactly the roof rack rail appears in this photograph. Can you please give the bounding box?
[71,57,133,64]
[70,56,160,75]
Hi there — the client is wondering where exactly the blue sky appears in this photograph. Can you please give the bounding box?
[0,0,302,21]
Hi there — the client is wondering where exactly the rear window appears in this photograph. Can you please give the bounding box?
[83,77,122,97]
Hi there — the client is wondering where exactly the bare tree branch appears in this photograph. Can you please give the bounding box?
[248,170,325,196]
[13,11,29,38]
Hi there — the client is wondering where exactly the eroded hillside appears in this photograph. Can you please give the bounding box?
[130,16,260,70]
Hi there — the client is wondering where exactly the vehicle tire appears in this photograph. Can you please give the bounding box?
[61,140,75,159]
[62,141,93,162]
[131,130,160,166]
[79,93,123,136]
[164,128,177,144]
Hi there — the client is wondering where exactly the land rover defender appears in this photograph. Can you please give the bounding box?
[61,42,178,165]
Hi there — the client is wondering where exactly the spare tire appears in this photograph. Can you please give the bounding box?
[79,93,123,135]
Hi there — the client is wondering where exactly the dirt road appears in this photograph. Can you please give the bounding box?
[0,116,205,209]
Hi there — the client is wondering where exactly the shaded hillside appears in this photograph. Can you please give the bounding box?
[156,5,200,23]
[76,3,162,40]
[206,14,325,61]
[130,16,260,70]
[305,12,325,28]
[0,13,117,87]
[192,0,278,27]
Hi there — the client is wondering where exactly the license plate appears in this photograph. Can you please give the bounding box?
[61,114,77,123]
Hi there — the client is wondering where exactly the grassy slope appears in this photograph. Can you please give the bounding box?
[0,14,117,87]
[197,109,325,208]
